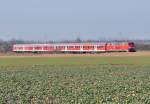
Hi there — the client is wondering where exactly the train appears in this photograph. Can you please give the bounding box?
[12,42,136,53]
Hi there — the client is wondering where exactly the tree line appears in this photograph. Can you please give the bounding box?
[0,38,150,53]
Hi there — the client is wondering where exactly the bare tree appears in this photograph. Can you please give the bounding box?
[75,37,82,43]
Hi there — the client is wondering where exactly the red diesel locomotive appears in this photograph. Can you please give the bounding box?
[13,42,136,53]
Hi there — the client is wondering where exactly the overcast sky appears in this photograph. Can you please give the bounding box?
[0,0,150,41]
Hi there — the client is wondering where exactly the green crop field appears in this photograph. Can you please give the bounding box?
[0,55,150,104]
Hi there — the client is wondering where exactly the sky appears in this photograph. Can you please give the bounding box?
[0,0,150,41]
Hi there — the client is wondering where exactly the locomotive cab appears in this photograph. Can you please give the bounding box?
[128,42,136,52]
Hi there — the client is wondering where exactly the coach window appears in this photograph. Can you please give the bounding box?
[90,46,92,48]
[59,46,61,48]
[97,46,102,48]
[75,46,79,48]
[48,46,52,49]
[83,46,88,48]
[70,46,74,48]
[35,47,41,50]
[44,46,48,49]
[89,46,93,48]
